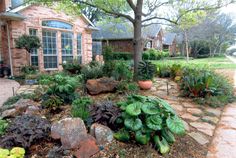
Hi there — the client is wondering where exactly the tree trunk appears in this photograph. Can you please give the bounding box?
[133,0,143,80]
[184,30,189,62]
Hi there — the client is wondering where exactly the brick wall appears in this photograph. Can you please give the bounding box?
[102,39,134,53]
[8,5,93,75]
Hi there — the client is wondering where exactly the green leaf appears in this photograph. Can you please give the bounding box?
[124,117,142,131]
[146,115,162,130]
[135,131,150,145]
[166,116,185,135]
[141,102,160,115]
[125,102,142,116]
[157,98,176,114]
[114,129,130,142]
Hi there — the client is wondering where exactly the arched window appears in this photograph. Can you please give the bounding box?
[42,20,73,30]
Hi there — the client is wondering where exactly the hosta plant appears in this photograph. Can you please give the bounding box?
[114,95,185,155]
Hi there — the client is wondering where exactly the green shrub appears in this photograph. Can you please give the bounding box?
[42,95,64,110]
[138,61,156,80]
[40,73,81,103]
[156,63,234,107]
[3,93,36,107]
[21,65,38,75]
[115,95,185,155]
[142,49,169,60]
[0,119,8,136]
[62,59,81,74]
[81,62,104,81]
[112,52,132,60]
[0,147,25,158]
[71,97,93,121]
[103,46,113,62]
[117,81,139,94]
[111,61,132,81]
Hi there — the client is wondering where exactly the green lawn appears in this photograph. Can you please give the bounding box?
[152,56,236,69]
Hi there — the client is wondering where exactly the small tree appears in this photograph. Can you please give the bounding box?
[15,34,41,54]
[15,34,41,66]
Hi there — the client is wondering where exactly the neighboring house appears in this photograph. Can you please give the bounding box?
[0,0,97,76]
[92,23,163,56]
[163,33,177,56]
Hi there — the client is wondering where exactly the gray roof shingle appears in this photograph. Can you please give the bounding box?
[92,22,162,40]
[163,33,176,45]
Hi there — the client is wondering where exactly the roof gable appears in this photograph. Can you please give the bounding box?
[163,33,176,45]
[8,4,96,28]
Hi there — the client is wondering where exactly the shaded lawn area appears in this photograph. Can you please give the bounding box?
[152,56,236,69]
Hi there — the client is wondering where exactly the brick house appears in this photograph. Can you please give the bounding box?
[163,33,177,56]
[92,23,163,56]
[0,0,97,76]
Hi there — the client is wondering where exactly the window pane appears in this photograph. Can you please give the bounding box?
[77,34,82,64]
[61,32,73,55]
[92,41,102,55]
[31,56,38,66]
[42,20,73,30]
[44,56,57,69]
[43,30,57,69]
[62,56,73,63]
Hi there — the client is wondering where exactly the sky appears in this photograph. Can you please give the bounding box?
[221,3,236,23]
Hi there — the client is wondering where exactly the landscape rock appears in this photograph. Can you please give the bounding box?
[90,123,113,145]
[188,132,209,145]
[47,146,73,158]
[73,135,99,158]
[51,118,88,149]
[190,122,215,136]
[86,77,119,95]
[1,109,17,118]
[25,105,40,115]
[13,99,32,112]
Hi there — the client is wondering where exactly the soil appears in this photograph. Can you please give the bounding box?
[92,135,207,158]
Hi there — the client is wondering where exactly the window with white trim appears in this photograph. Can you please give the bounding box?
[29,28,38,66]
[77,34,82,64]
[61,32,73,63]
[42,30,57,69]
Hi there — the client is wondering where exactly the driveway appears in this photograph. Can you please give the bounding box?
[226,55,236,87]
[0,78,20,107]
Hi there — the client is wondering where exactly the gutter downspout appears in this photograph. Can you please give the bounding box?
[6,22,13,77]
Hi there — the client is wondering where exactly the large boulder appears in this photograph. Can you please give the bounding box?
[90,123,113,145]
[1,99,39,118]
[51,118,99,158]
[51,118,88,149]
[86,77,119,95]
[73,135,99,158]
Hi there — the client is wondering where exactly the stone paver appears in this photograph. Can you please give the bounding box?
[187,108,203,115]
[207,103,236,158]
[190,122,215,136]
[0,78,20,107]
[188,132,209,145]
[181,113,199,121]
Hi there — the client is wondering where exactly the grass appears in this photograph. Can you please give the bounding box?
[152,56,236,69]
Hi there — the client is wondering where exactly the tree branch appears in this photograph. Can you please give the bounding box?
[142,16,178,25]
[126,0,136,11]
[75,0,134,23]
[142,1,169,17]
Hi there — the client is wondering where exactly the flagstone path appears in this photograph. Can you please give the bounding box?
[207,56,236,158]
[0,78,20,107]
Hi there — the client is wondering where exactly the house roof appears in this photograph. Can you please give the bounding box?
[92,23,162,40]
[163,33,176,45]
[0,12,25,21]
[7,3,97,29]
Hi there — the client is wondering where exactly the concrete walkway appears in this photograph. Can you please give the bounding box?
[207,56,236,158]
[0,78,20,107]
